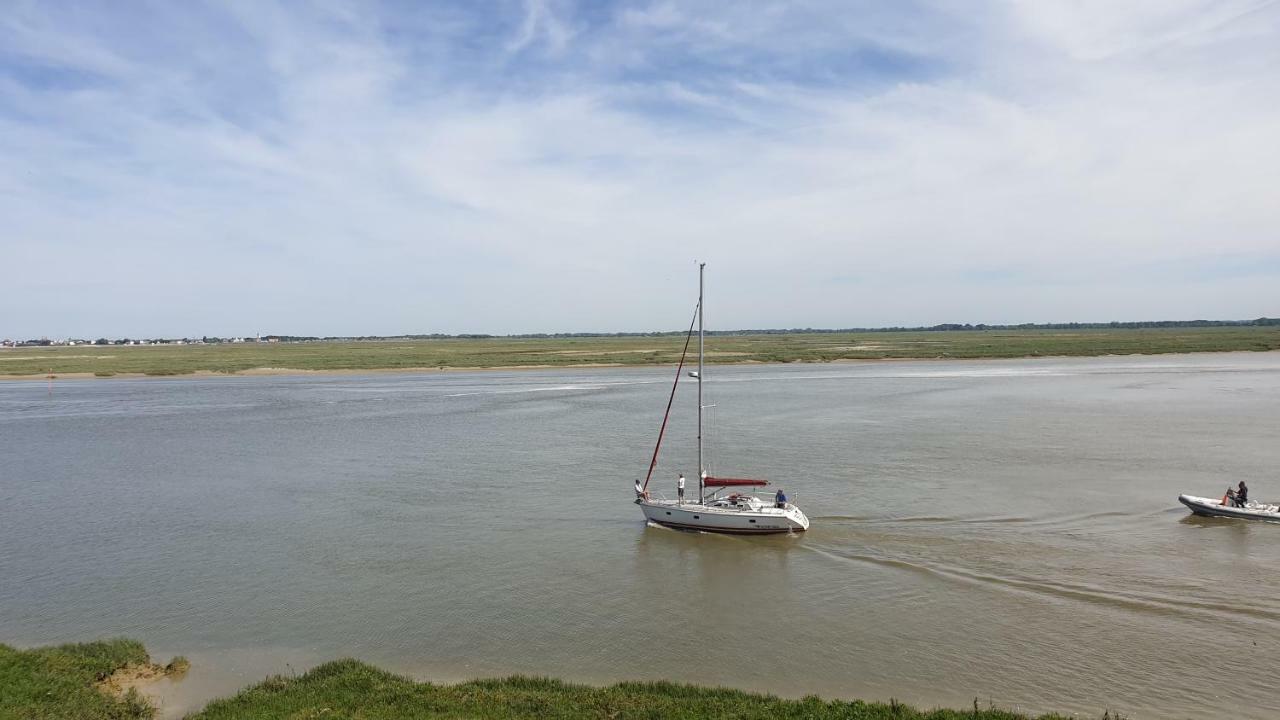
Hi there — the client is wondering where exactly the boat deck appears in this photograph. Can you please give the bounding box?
[640,497,795,517]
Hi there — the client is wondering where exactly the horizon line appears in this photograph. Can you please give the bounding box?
[5,317,1278,344]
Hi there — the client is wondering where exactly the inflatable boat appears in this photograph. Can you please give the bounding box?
[1179,494,1280,522]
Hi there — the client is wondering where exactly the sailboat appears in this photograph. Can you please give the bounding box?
[634,263,810,534]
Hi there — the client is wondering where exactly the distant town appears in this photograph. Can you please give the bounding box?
[3,335,284,348]
[3,317,1276,349]
[0,333,508,348]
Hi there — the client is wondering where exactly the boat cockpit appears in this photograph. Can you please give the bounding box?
[706,492,773,511]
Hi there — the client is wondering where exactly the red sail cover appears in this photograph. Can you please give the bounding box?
[703,476,769,487]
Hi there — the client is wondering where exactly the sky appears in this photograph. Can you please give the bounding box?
[1,0,1278,338]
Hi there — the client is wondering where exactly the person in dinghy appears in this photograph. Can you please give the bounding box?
[1224,481,1250,507]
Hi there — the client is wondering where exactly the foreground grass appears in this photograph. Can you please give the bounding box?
[3,326,1279,377]
[191,660,1070,720]
[1,640,1112,720]
[0,640,153,719]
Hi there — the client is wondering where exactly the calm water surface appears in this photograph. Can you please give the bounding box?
[3,353,1280,718]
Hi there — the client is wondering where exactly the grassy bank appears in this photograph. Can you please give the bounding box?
[0,639,155,719]
[3,326,1279,378]
[0,640,1098,719]
[193,661,1074,719]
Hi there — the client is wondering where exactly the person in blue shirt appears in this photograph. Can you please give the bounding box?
[775,488,787,509]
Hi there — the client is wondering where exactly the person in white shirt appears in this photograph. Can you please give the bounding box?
[677,474,686,504]
[634,479,648,500]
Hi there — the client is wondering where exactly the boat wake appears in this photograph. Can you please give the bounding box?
[802,544,1280,627]
[812,511,1132,529]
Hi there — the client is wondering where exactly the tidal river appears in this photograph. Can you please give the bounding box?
[2,353,1279,718]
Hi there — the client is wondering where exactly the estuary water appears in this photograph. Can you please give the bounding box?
[2,353,1280,718]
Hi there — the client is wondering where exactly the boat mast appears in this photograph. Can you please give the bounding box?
[697,261,705,503]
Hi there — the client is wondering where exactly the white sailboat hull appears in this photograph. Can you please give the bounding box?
[637,498,809,534]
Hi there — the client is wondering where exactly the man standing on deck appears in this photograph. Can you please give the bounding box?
[677,474,686,504]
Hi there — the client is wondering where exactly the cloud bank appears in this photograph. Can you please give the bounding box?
[2,0,1277,337]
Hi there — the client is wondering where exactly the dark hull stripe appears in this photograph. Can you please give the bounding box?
[648,518,804,535]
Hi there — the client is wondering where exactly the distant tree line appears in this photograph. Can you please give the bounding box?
[714,317,1280,335]
[373,318,1280,339]
[270,317,1280,340]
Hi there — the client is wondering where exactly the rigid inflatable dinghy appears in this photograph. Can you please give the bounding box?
[1179,494,1280,522]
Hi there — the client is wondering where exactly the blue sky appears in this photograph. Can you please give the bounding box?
[2,1,1277,338]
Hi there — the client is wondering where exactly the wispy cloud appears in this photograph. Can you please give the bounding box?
[508,0,576,55]
[1,1,1277,337]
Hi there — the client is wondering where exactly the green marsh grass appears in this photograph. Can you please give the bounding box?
[2,327,1278,378]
